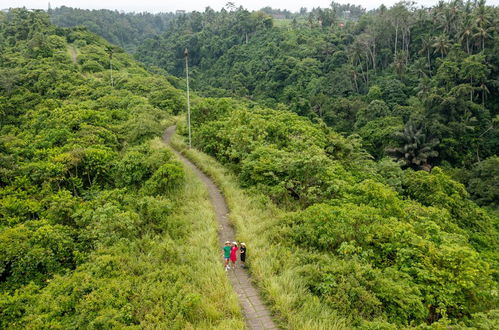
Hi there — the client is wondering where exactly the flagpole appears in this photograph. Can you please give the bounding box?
[184,48,191,148]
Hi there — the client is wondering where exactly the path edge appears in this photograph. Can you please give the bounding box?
[164,126,280,330]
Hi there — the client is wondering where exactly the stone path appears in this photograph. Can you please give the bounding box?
[163,126,278,330]
[69,45,77,64]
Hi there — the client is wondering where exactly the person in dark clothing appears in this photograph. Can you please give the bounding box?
[239,243,246,268]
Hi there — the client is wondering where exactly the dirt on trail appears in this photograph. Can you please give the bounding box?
[69,46,77,64]
[163,126,278,330]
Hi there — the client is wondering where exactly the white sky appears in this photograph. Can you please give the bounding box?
[2,0,498,12]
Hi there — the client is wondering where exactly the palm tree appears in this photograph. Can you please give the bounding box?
[432,34,450,57]
[474,0,490,29]
[437,2,457,36]
[473,27,491,51]
[460,16,474,54]
[387,122,439,171]
[392,51,407,76]
[411,58,429,79]
[349,41,367,86]
[478,82,490,106]
[419,34,433,75]
[416,77,432,101]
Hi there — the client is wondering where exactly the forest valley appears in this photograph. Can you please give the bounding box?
[0,1,498,329]
[51,1,499,208]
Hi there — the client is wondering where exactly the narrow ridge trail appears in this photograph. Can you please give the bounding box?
[163,126,278,330]
[69,45,77,64]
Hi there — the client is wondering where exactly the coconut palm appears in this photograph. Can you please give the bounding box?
[432,34,450,57]
[474,0,490,29]
[478,82,490,105]
[460,15,475,53]
[418,34,433,74]
[473,26,491,51]
[387,122,439,171]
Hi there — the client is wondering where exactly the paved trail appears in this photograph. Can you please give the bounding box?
[163,126,278,330]
[70,46,77,64]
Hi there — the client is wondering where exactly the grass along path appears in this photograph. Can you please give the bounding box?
[159,137,244,329]
[169,126,349,329]
[164,126,279,330]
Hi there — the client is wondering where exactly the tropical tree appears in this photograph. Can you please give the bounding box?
[387,121,439,171]
[460,14,474,54]
[473,27,491,51]
[418,34,433,75]
[432,34,450,57]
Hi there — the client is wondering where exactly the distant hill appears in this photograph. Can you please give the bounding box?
[49,6,177,52]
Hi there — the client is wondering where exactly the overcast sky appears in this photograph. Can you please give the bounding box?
[2,0,499,12]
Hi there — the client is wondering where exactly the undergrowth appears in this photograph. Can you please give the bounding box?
[171,129,349,330]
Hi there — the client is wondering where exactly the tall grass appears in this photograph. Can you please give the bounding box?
[164,150,244,329]
[10,139,245,329]
[170,132,349,329]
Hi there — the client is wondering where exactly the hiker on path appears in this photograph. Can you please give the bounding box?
[239,243,246,268]
[230,241,238,270]
[223,241,231,271]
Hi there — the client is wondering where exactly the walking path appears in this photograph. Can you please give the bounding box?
[69,45,77,64]
[163,126,278,330]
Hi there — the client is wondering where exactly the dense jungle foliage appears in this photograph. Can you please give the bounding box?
[181,96,498,327]
[49,6,176,53]
[1,1,498,329]
[0,9,243,328]
[134,1,499,195]
[46,3,499,207]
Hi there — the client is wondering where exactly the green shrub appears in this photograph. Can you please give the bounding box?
[81,60,104,73]
[300,257,426,325]
[402,167,496,250]
[143,163,184,196]
[0,220,76,290]
[467,156,499,207]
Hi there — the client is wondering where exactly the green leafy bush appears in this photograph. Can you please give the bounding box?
[143,163,184,196]
[81,60,104,73]
[0,10,242,329]
[0,220,76,290]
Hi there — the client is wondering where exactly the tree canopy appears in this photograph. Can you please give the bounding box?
[0,9,242,328]
[131,1,498,175]
[2,3,498,328]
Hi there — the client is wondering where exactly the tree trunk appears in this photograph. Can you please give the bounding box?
[470,77,473,102]
[402,30,405,57]
[406,29,411,65]
[365,53,369,86]
[110,60,113,87]
[427,49,431,77]
[394,24,399,56]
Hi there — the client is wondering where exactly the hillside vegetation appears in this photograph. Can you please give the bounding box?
[134,1,498,197]
[1,2,498,329]
[47,3,499,206]
[0,9,243,328]
[170,96,498,328]
[49,6,176,53]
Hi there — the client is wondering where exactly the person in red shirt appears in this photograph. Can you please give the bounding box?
[230,241,238,270]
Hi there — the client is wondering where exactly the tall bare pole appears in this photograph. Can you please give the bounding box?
[110,58,113,87]
[184,48,191,148]
[106,46,114,87]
